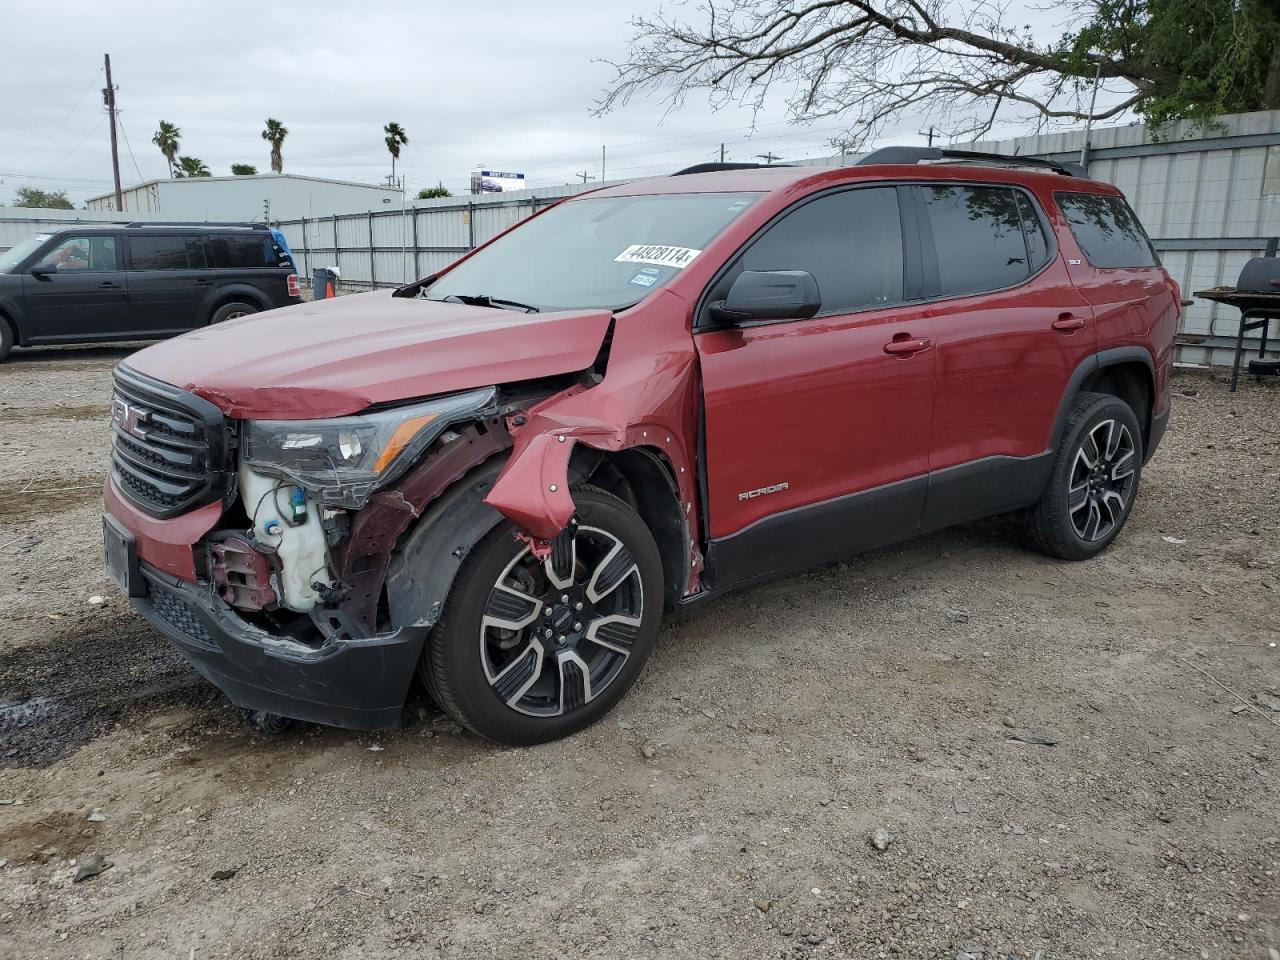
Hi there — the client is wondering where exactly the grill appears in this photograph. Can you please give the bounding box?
[110,364,233,518]
[147,578,219,650]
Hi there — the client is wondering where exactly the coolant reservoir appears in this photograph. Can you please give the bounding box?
[237,465,332,611]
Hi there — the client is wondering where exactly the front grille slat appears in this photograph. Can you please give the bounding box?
[110,365,231,518]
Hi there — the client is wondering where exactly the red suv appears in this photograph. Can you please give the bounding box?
[103,148,1178,745]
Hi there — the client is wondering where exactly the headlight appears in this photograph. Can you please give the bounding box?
[241,386,497,508]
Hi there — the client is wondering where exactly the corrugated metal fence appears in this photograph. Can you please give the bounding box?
[274,111,1280,367]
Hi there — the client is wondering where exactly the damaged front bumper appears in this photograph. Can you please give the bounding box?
[131,563,427,730]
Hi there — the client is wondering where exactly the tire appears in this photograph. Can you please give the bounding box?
[0,317,14,362]
[1026,391,1144,560]
[243,709,294,735]
[210,301,258,325]
[423,484,663,745]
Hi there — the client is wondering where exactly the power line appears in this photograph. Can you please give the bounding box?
[14,65,103,167]
[41,116,106,177]
[115,113,147,185]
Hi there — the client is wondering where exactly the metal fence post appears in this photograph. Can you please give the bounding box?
[467,201,476,250]
[411,207,419,281]
[368,211,376,289]
[331,215,339,284]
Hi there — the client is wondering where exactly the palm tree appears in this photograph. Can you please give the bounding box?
[261,118,288,174]
[152,121,181,178]
[173,156,211,178]
[384,122,408,182]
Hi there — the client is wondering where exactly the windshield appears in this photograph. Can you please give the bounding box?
[425,192,761,311]
[0,233,52,273]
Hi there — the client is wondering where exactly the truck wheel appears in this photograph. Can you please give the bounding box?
[1026,391,1144,560]
[0,317,14,362]
[210,301,258,324]
[423,485,663,745]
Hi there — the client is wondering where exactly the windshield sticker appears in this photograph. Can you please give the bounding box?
[628,269,660,288]
[614,244,702,268]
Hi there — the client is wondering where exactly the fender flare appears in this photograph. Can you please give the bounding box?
[1049,346,1155,450]
[205,283,269,320]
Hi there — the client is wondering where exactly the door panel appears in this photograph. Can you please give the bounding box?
[916,185,1096,471]
[21,234,129,341]
[126,235,209,335]
[695,185,935,577]
[698,305,936,542]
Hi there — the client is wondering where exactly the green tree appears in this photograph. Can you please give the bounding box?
[599,0,1280,146]
[13,187,73,209]
[151,120,181,178]
[230,163,258,175]
[417,185,452,199]
[384,122,409,182]
[173,156,211,178]
[262,118,288,174]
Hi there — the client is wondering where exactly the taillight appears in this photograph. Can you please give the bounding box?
[287,274,300,297]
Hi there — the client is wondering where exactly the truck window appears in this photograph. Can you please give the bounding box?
[1055,193,1159,269]
[920,185,1030,296]
[209,234,276,269]
[129,235,190,270]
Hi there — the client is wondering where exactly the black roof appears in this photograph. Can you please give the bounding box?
[39,221,269,234]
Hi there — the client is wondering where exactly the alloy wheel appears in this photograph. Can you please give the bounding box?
[479,524,644,717]
[1068,418,1136,542]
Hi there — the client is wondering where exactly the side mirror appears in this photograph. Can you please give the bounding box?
[708,270,821,324]
[30,261,58,278]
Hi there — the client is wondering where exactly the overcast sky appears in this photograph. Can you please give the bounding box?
[0,0,1134,205]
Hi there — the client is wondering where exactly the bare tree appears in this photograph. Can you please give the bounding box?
[597,0,1279,148]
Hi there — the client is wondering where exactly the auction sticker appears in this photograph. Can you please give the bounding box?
[614,244,702,268]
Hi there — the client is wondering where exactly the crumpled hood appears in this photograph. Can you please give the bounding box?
[125,292,613,419]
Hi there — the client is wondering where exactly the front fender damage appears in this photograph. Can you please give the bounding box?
[484,333,704,592]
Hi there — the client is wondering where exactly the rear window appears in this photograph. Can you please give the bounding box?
[209,234,285,269]
[1055,193,1158,268]
[920,185,1036,297]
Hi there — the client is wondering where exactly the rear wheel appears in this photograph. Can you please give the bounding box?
[1026,391,1143,560]
[210,301,258,324]
[423,485,663,745]
[0,317,14,362]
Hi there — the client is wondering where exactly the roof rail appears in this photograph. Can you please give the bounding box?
[856,146,1086,178]
[672,161,793,176]
[121,221,269,230]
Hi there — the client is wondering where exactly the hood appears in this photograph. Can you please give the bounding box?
[125,292,613,419]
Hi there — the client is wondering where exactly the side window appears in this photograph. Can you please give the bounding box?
[1055,193,1158,268]
[41,236,118,273]
[920,185,1030,296]
[713,187,903,317]
[1015,193,1052,272]
[209,234,273,269]
[185,236,208,269]
[129,235,190,270]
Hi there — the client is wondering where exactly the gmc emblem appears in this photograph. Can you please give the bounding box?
[111,399,148,439]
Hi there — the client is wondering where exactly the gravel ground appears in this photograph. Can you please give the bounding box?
[0,344,1277,960]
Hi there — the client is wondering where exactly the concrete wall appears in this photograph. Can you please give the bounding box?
[83,174,404,222]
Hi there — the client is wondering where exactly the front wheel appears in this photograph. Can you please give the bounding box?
[423,485,664,745]
[1026,391,1144,560]
[0,317,14,362]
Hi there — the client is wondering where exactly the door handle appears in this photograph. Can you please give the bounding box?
[99,281,121,289]
[1051,313,1087,332]
[883,335,932,356]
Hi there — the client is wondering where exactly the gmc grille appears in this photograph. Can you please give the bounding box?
[110,365,233,519]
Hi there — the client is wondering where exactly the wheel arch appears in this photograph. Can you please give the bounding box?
[206,286,267,322]
[1052,347,1156,454]
[573,445,689,612]
[0,299,23,346]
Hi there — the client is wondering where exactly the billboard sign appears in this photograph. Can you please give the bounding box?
[472,170,526,194]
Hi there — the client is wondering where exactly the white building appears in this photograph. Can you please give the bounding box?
[85,173,403,222]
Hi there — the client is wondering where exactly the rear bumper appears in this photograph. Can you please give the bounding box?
[132,564,425,730]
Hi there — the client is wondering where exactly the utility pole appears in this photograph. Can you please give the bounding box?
[103,53,123,212]
[576,170,596,184]
[719,143,726,163]
[918,126,936,147]
[755,151,782,164]
[601,145,607,183]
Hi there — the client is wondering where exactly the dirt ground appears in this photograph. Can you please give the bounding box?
[0,344,1277,960]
